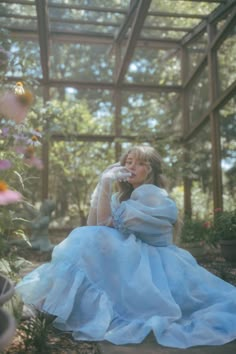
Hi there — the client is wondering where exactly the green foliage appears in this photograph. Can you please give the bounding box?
[210,209,236,242]
[180,217,210,244]
[15,311,53,354]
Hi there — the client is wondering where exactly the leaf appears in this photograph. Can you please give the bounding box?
[13,170,25,190]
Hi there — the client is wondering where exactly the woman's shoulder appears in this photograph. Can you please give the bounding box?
[131,184,168,199]
[129,184,174,209]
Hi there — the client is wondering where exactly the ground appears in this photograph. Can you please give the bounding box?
[3,237,236,354]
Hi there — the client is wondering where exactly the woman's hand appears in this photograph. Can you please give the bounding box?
[101,164,132,182]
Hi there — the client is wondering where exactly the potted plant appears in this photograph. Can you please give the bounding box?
[0,307,16,351]
[0,273,16,351]
[179,217,209,258]
[210,209,236,262]
[0,273,14,306]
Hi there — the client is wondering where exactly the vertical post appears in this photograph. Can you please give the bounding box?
[114,90,122,161]
[41,86,50,200]
[208,23,223,211]
[114,44,122,161]
[181,45,192,217]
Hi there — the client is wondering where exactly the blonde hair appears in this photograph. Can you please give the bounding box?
[117,145,167,202]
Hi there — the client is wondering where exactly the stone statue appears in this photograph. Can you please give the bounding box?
[28,199,56,252]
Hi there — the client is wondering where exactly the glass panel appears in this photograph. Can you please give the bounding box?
[186,32,208,75]
[216,12,232,33]
[219,96,236,211]
[217,25,236,93]
[121,91,181,136]
[188,123,213,218]
[49,141,116,226]
[49,87,114,134]
[49,6,124,35]
[50,21,117,35]
[5,40,42,79]
[146,15,199,27]
[0,3,36,16]
[49,7,124,23]
[149,0,218,14]
[141,29,187,41]
[189,65,209,127]
[50,42,115,81]
[126,48,181,84]
[0,18,37,31]
[142,14,199,41]
[48,0,130,8]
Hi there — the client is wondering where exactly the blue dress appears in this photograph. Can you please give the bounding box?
[16,185,236,348]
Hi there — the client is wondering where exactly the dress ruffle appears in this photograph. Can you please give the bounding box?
[16,225,236,348]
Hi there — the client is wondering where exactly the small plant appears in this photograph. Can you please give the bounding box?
[15,310,53,353]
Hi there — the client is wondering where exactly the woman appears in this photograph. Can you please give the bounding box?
[16,145,236,349]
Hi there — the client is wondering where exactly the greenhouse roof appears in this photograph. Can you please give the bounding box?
[1,0,235,91]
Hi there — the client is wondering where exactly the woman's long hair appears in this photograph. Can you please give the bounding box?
[117,145,167,202]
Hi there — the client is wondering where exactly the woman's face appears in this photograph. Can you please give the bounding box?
[124,152,151,189]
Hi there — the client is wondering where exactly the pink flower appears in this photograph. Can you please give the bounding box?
[203,221,211,229]
[0,180,22,205]
[0,92,29,123]
[23,146,43,170]
[24,156,44,170]
[0,159,11,170]
[214,208,222,213]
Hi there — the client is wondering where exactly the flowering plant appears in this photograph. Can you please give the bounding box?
[0,39,43,257]
[209,209,236,243]
[0,83,43,258]
[180,216,211,244]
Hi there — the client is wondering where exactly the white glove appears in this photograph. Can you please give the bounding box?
[101,163,132,182]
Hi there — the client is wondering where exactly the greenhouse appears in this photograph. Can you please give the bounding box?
[0,0,236,353]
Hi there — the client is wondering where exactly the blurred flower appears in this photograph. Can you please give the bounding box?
[214,208,222,213]
[0,82,33,123]
[27,135,41,146]
[24,146,43,169]
[17,90,34,106]
[14,82,25,95]
[0,127,9,137]
[0,91,29,123]
[13,133,28,143]
[0,159,11,170]
[14,82,34,106]
[203,221,211,229]
[25,156,43,170]
[24,146,34,159]
[0,180,22,205]
[29,128,42,138]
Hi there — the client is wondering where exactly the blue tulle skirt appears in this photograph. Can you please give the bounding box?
[16,226,236,348]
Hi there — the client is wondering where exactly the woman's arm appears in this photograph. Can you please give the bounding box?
[96,178,114,227]
[87,206,97,226]
[87,180,113,226]
[87,164,131,227]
